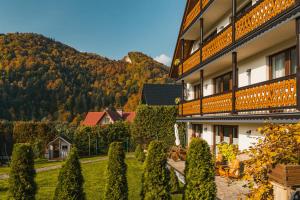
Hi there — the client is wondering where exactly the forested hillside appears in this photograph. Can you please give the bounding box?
[0,33,172,123]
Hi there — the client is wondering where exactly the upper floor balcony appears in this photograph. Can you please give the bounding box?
[172,0,298,79]
[179,75,297,116]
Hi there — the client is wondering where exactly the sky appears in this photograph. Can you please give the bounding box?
[0,0,185,66]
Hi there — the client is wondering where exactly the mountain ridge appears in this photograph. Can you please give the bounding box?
[0,33,172,123]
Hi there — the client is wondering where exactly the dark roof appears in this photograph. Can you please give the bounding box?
[141,84,182,106]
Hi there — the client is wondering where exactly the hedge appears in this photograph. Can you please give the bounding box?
[131,105,185,147]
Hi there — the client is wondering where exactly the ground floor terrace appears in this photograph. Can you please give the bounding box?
[178,113,300,152]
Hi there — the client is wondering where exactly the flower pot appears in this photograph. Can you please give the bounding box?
[268,164,300,187]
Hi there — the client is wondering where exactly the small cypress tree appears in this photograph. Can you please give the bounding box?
[105,142,128,200]
[138,150,146,162]
[54,147,85,200]
[141,141,171,200]
[135,144,143,159]
[169,167,180,194]
[9,143,36,200]
[184,138,216,200]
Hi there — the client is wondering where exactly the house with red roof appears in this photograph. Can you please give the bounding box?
[82,109,135,126]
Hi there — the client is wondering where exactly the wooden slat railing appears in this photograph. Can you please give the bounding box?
[236,75,296,111]
[179,50,200,75]
[179,99,201,116]
[179,76,297,116]
[183,1,201,30]
[202,25,232,61]
[235,0,296,40]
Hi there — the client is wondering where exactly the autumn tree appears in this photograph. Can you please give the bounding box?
[244,123,300,200]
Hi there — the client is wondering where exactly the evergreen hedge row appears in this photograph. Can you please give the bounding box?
[141,141,170,200]
[132,105,186,147]
[9,143,36,200]
[105,142,128,200]
[54,147,85,200]
[184,138,216,200]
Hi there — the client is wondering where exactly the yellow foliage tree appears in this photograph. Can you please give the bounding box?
[244,123,300,200]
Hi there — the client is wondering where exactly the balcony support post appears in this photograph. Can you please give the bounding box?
[296,18,300,110]
[181,39,185,76]
[232,52,237,114]
[232,0,236,42]
[200,69,204,115]
[200,0,203,10]
[200,18,204,63]
[181,79,185,116]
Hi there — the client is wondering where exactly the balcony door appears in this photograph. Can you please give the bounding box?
[214,125,238,154]
[214,72,232,94]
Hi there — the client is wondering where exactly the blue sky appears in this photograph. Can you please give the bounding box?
[0,0,185,65]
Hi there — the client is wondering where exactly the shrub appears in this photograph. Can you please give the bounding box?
[9,144,36,199]
[0,121,13,164]
[217,143,238,163]
[135,144,145,162]
[184,138,216,200]
[244,123,300,199]
[54,147,85,200]
[141,141,171,200]
[105,142,128,200]
[169,167,180,194]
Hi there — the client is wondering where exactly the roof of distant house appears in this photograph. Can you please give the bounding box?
[141,84,182,106]
[82,110,136,126]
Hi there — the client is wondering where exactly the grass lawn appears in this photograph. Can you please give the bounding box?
[0,156,183,200]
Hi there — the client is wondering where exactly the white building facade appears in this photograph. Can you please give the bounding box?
[170,0,300,153]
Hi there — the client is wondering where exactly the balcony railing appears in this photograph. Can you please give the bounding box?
[235,0,296,40]
[177,0,296,77]
[183,0,211,31]
[202,25,232,62]
[179,75,297,116]
[179,50,200,75]
[179,99,201,116]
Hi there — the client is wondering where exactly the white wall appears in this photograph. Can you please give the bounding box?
[202,124,214,146]
[238,38,295,87]
[238,124,264,151]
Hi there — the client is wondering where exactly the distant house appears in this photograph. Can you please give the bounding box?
[82,110,135,126]
[46,135,72,160]
[141,84,182,106]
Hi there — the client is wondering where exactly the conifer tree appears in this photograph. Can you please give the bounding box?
[105,142,128,200]
[141,141,170,200]
[184,138,216,200]
[9,144,36,200]
[54,147,85,200]
[169,167,180,194]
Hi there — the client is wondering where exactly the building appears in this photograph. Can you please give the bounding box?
[46,136,72,160]
[169,0,300,153]
[82,110,135,126]
[141,84,182,105]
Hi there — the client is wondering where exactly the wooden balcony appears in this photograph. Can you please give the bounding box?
[183,0,211,31]
[177,0,297,77]
[179,76,297,116]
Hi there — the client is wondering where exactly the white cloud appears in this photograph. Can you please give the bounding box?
[154,54,171,66]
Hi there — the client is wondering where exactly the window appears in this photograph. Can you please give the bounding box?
[192,124,202,138]
[214,72,232,94]
[203,28,217,44]
[270,47,297,79]
[194,84,201,99]
[236,1,252,18]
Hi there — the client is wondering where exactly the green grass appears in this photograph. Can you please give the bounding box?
[0,155,108,176]
[0,156,183,199]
